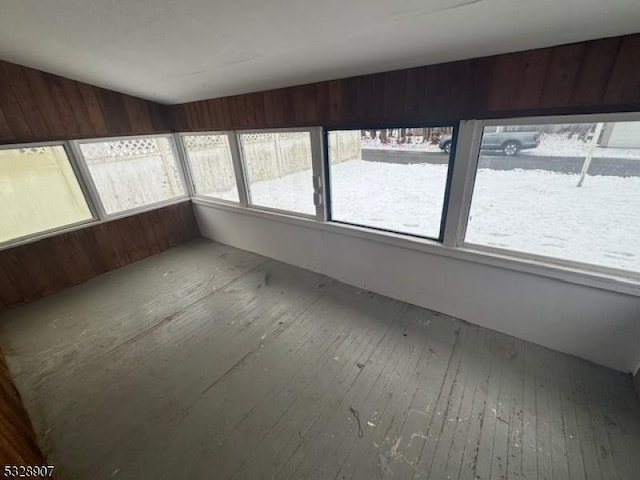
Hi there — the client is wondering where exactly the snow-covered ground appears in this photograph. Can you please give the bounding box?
[467,167,640,272]
[523,133,640,159]
[214,159,640,273]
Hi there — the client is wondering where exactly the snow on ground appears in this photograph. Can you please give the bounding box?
[216,159,640,273]
[467,167,640,272]
[504,133,640,159]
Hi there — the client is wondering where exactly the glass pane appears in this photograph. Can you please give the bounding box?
[328,127,453,238]
[240,132,314,215]
[79,137,185,214]
[466,121,640,273]
[182,134,239,202]
[0,145,92,242]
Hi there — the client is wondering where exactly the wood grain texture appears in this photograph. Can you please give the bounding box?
[0,347,46,470]
[2,239,639,479]
[171,34,640,131]
[0,61,171,144]
[0,202,199,312]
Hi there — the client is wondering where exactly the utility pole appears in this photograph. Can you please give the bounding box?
[577,122,604,187]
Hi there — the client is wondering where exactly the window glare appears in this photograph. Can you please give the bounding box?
[0,145,92,242]
[329,127,453,238]
[79,137,185,214]
[466,121,640,273]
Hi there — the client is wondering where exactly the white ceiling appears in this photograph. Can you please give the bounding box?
[1,0,639,104]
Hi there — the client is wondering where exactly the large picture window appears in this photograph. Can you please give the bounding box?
[465,120,640,274]
[327,126,455,239]
[77,136,186,215]
[0,144,93,243]
[238,131,315,216]
[181,133,239,202]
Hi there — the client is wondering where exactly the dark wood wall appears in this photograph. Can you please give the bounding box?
[171,34,640,131]
[0,202,199,312]
[0,348,46,468]
[0,60,170,145]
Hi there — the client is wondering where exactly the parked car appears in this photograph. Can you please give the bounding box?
[438,131,540,156]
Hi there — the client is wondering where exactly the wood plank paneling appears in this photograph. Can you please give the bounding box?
[0,202,198,312]
[170,33,640,130]
[604,35,640,106]
[0,60,171,144]
[0,348,46,468]
[539,43,586,109]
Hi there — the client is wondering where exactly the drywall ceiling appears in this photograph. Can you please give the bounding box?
[1,0,639,104]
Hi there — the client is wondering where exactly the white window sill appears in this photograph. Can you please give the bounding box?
[191,196,640,297]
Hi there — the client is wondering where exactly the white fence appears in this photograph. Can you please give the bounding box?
[329,131,362,164]
[187,131,362,190]
[81,138,184,213]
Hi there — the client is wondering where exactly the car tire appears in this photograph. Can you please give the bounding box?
[442,141,451,154]
[502,141,520,156]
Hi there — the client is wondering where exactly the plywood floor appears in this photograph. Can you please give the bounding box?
[1,238,639,480]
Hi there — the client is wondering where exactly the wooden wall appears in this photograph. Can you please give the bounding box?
[0,348,45,469]
[171,34,640,131]
[0,202,199,312]
[0,60,170,145]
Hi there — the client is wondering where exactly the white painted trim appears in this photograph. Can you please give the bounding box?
[73,132,178,144]
[0,141,101,246]
[68,140,108,218]
[166,134,192,198]
[310,127,327,221]
[72,134,190,219]
[235,127,318,218]
[173,133,197,197]
[177,130,244,204]
[191,198,640,297]
[442,120,482,247]
[228,132,250,207]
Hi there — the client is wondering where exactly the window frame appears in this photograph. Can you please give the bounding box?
[235,127,324,221]
[176,131,246,206]
[323,121,459,242]
[452,111,640,281]
[71,133,190,218]
[0,140,100,248]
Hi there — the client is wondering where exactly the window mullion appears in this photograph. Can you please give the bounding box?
[68,140,108,220]
[442,120,483,248]
[228,132,250,207]
[310,127,327,221]
[172,133,196,197]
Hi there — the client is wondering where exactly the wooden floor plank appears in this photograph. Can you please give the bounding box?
[0,239,639,480]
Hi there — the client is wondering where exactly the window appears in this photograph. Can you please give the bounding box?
[181,134,239,202]
[465,120,640,274]
[238,131,315,215]
[327,126,455,239]
[77,136,185,214]
[0,145,93,243]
